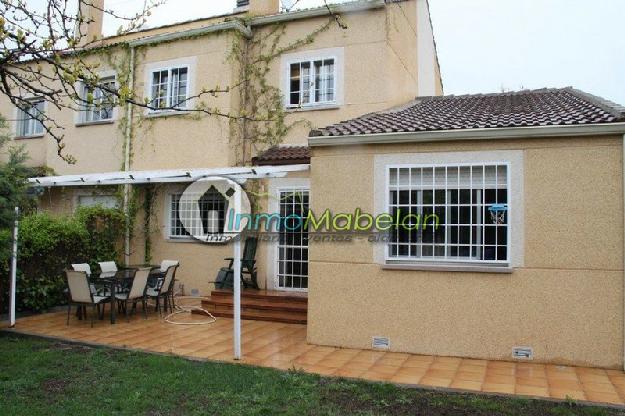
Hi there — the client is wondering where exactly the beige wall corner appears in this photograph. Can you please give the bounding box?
[416,0,438,96]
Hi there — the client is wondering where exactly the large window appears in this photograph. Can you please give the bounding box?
[150,67,189,110]
[287,58,335,107]
[169,188,227,239]
[81,76,116,123]
[16,98,45,137]
[387,164,510,265]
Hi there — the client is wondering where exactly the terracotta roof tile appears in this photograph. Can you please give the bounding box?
[310,88,625,137]
[252,146,311,166]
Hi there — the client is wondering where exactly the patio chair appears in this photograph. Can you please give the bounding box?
[146,265,177,315]
[98,261,118,277]
[217,237,258,289]
[73,263,109,296]
[66,270,110,328]
[115,268,151,321]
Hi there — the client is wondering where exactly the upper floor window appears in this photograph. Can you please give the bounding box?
[150,67,189,111]
[387,163,510,265]
[81,76,116,123]
[288,58,335,108]
[16,98,45,137]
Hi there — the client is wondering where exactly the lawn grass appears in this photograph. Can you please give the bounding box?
[0,333,623,416]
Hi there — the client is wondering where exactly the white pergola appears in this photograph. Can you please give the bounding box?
[9,164,309,361]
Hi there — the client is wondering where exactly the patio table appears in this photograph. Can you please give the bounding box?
[92,268,137,324]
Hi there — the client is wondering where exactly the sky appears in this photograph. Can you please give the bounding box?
[97,0,624,106]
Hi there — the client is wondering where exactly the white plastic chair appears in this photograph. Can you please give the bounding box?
[98,261,118,278]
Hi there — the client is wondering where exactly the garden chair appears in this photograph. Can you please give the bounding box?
[146,265,177,315]
[73,263,109,296]
[98,261,118,278]
[66,270,110,328]
[217,237,259,289]
[115,268,151,321]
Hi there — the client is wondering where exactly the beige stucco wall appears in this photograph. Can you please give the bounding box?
[308,135,624,369]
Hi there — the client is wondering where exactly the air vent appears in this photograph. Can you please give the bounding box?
[191,288,199,297]
[512,346,533,360]
[372,336,390,350]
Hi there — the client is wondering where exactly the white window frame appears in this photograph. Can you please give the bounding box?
[384,162,512,267]
[148,66,190,112]
[15,97,45,138]
[166,191,228,241]
[78,74,117,124]
[286,57,337,108]
[281,47,344,110]
[144,57,196,115]
[274,187,310,292]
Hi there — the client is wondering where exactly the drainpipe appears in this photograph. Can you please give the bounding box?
[623,133,625,371]
[123,46,135,266]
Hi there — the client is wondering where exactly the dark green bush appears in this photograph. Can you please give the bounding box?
[2,206,125,313]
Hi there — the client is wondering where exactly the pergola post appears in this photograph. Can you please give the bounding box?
[233,185,242,360]
[9,206,19,328]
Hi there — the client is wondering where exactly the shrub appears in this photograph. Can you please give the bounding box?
[1,206,125,313]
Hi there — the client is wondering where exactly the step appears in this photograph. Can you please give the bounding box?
[206,310,307,325]
[202,296,307,313]
[202,301,307,324]
[210,289,308,305]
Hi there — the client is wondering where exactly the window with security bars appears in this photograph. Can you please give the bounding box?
[169,188,228,239]
[288,58,335,107]
[277,190,309,290]
[17,98,45,137]
[387,164,509,264]
[81,76,116,123]
[150,67,189,110]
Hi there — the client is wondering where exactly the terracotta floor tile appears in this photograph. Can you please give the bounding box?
[578,373,612,385]
[361,370,394,382]
[516,376,549,388]
[484,374,516,385]
[482,383,516,394]
[450,380,483,392]
[334,368,366,379]
[419,376,452,388]
[425,369,457,380]
[391,373,425,385]
[548,379,584,390]
[515,385,550,398]
[455,371,486,382]
[368,364,401,376]
[582,382,618,394]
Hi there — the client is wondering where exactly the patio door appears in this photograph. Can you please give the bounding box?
[276,189,309,291]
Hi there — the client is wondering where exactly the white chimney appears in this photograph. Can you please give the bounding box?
[76,0,104,45]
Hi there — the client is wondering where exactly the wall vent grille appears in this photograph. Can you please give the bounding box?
[372,336,390,350]
[512,347,533,360]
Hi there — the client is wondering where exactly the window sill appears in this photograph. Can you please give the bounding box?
[286,103,340,113]
[144,110,190,119]
[75,119,115,127]
[382,263,513,274]
[14,134,44,140]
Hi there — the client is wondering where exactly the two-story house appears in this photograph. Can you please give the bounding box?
[8,0,625,372]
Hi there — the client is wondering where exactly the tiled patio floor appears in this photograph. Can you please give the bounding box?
[4,309,625,408]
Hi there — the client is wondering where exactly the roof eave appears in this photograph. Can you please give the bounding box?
[308,123,625,147]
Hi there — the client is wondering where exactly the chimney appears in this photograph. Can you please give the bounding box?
[235,0,280,16]
[76,0,104,45]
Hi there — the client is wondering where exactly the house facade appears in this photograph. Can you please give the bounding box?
[4,0,625,370]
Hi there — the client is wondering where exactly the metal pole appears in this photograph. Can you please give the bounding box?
[233,186,242,360]
[9,207,19,328]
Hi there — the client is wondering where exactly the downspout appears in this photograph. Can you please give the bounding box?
[123,46,136,266]
[623,133,625,371]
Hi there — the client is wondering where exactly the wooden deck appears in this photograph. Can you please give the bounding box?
[200,289,308,324]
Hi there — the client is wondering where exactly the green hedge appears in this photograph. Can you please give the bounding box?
[2,206,125,312]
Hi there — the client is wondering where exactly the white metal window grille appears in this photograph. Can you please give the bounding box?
[169,188,227,238]
[82,76,116,123]
[277,190,309,290]
[288,58,335,107]
[17,98,45,137]
[387,164,509,264]
[150,67,188,110]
